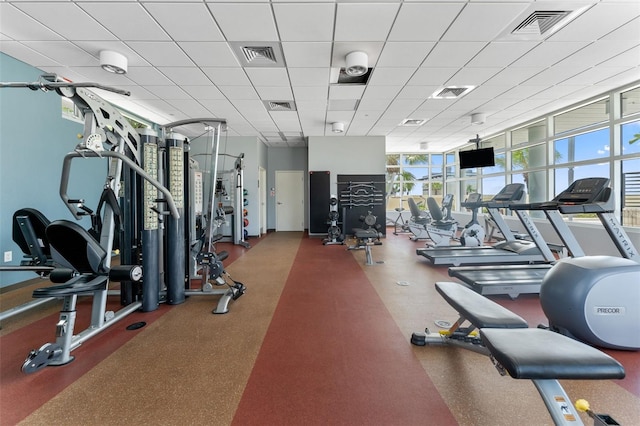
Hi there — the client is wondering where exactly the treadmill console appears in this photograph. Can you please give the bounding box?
[553,177,609,204]
[492,183,525,202]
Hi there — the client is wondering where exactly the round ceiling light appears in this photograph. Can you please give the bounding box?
[345,51,368,77]
[100,50,128,74]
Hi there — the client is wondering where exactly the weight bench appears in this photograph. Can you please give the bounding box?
[348,228,382,265]
[411,282,625,425]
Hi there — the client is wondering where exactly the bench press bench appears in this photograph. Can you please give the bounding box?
[411,282,625,425]
[348,228,382,265]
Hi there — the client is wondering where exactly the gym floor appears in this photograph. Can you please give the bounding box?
[1,230,638,425]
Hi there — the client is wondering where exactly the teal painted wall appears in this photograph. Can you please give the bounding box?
[0,53,104,287]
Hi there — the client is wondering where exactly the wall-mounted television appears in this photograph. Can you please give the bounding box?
[459,147,495,169]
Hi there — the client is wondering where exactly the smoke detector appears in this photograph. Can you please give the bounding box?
[332,122,345,133]
[100,50,127,74]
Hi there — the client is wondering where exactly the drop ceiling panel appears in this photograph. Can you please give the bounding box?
[408,68,460,86]
[144,3,224,42]
[367,68,416,87]
[0,41,61,67]
[600,16,640,41]
[281,42,332,68]
[126,66,175,85]
[288,68,330,87]
[245,68,290,87]
[295,100,327,111]
[13,3,115,41]
[201,67,251,86]
[445,67,503,87]
[21,41,98,67]
[206,3,278,42]
[292,86,328,101]
[422,42,487,68]
[484,67,545,86]
[510,41,591,68]
[218,86,259,100]
[78,2,170,42]
[396,85,439,100]
[334,3,400,42]
[598,46,640,67]
[272,3,335,41]
[328,85,366,100]
[0,4,63,41]
[376,42,435,67]
[442,2,531,42]
[388,3,466,42]
[466,42,539,67]
[158,67,212,86]
[127,42,194,67]
[557,40,640,69]
[548,3,640,42]
[178,42,239,67]
[145,85,192,100]
[255,86,294,100]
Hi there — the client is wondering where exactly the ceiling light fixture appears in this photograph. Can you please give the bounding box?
[100,50,128,74]
[471,113,486,125]
[332,122,345,133]
[345,51,368,77]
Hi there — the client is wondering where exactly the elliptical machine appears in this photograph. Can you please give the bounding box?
[538,178,640,351]
[459,193,485,247]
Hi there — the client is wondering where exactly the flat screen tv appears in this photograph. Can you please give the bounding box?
[459,147,495,169]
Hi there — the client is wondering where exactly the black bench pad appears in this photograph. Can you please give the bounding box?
[353,228,379,239]
[435,282,528,329]
[480,328,626,380]
[33,275,108,298]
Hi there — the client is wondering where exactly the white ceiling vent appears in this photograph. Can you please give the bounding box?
[499,4,591,41]
[431,86,475,99]
[399,118,427,127]
[229,42,285,68]
[512,11,572,36]
[264,101,296,111]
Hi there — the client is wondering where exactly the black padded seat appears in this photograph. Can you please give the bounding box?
[480,328,626,380]
[46,220,108,275]
[407,198,430,225]
[435,282,528,329]
[12,208,51,257]
[33,275,108,298]
[354,228,379,239]
[426,197,457,229]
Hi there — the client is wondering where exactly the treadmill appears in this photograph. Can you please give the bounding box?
[416,183,555,266]
[448,177,624,298]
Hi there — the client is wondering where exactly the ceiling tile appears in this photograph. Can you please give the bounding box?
[126,66,174,85]
[145,85,192,100]
[442,2,531,42]
[328,85,365,100]
[127,42,194,67]
[288,68,330,87]
[368,67,416,87]
[422,42,487,68]
[408,68,459,86]
[245,68,290,87]
[255,86,294,100]
[0,41,61,67]
[144,3,224,42]
[178,42,239,67]
[0,4,63,41]
[445,67,503,87]
[292,86,328,101]
[158,67,212,86]
[202,67,251,86]
[273,3,335,41]
[548,2,640,42]
[218,86,260,100]
[376,42,435,68]
[334,3,400,42]
[388,3,466,42]
[182,85,225,100]
[206,3,278,42]
[78,2,171,42]
[21,41,98,66]
[510,41,591,68]
[13,2,116,41]
[281,42,332,68]
[466,42,539,68]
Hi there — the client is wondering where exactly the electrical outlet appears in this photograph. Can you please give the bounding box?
[4,251,12,263]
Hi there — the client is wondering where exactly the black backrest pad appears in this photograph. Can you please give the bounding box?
[12,208,51,256]
[46,220,107,274]
[427,197,443,221]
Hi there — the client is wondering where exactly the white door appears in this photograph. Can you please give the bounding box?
[259,166,267,235]
[275,170,304,231]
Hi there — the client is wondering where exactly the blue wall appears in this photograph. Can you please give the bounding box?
[0,53,104,287]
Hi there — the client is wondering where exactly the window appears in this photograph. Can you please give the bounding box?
[621,158,640,226]
[621,120,640,156]
[511,143,546,171]
[554,98,609,135]
[554,128,610,164]
[511,120,546,146]
[621,86,640,117]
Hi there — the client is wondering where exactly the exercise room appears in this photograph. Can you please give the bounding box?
[1,1,639,425]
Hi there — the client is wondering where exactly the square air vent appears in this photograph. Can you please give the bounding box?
[499,4,591,41]
[264,100,297,111]
[229,42,285,68]
[400,118,427,127]
[431,86,475,99]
